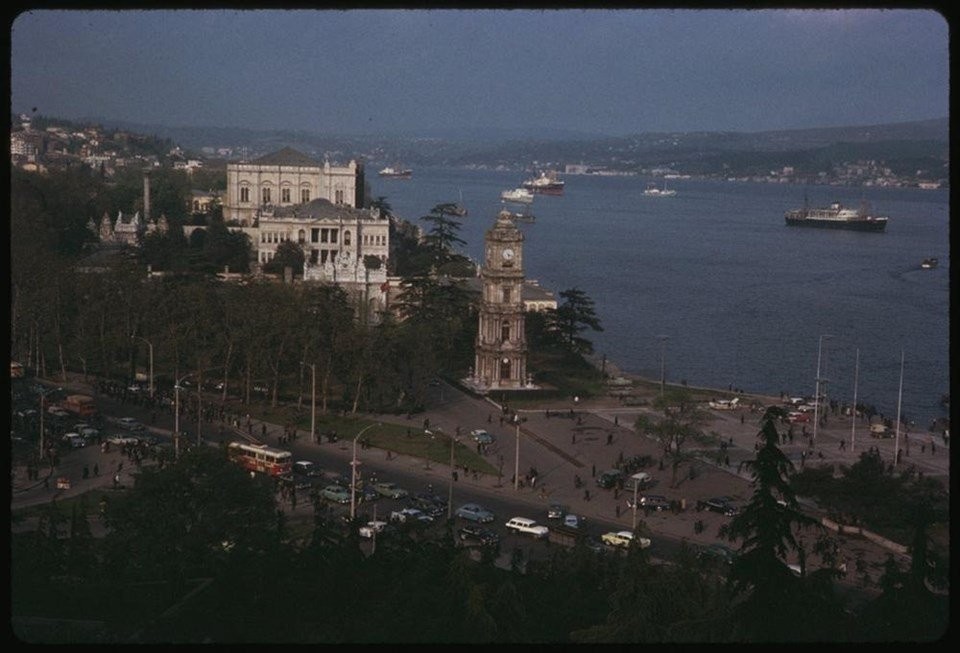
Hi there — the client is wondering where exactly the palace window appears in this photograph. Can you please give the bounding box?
[298,229,305,244]
[501,321,511,342]
[301,189,310,203]
[240,187,250,203]
[335,190,344,204]
[281,188,291,203]
[311,228,319,243]
[502,287,512,303]
[262,188,271,205]
[500,358,512,381]
[344,230,351,246]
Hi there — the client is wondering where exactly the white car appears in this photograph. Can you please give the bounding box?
[601,530,651,549]
[359,520,388,538]
[505,517,550,539]
[108,433,140,446]
[61,432,86,448]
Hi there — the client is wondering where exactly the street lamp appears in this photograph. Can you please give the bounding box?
[812,334,833,447]
[656,335,669,398]
[893,349,904,466]
[302,362,317,444]
[513,414,521,491]
[173,369,213,459]
[447,433,460,519]
[351,422,379,521]
[130,335,154,398]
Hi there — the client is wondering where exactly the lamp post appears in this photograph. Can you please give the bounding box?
[173,369,213,459]
[850,348,859,453]
[447,434,460,519]
[302,362,317,444]
[893,350,904,466]
[351,422,378,521]
[656,335,669,397]
[130,335,154,398]
[513,414,521,491]
[812,334,833,447]
[632,477,639,531]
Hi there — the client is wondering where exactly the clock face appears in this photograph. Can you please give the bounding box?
[502,248,515,261]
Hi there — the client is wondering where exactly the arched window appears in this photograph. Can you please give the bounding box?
[298,229,305,243]
[344,230,351,246]
[240,187,250,203]
[499,358,511,382]
[501,321,510,342]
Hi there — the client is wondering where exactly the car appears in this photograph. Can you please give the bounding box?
[356,483,381,504]
[358,520,388,539]
[562,513,586,529]
[108,433,140,446]
[390,507,433,524]
[601,530,651,549]
[61,432,86,448]
[374,481,409,499]
[320,485,352,504]
[410,493,446,518]
[698,543,738,565]
[547,503,567,519]
[596,469,623,489]
[117,417,146,432]
[470,428,495,445]
[455,503,495,523]
[505,517,550,539]
[627,471,652,490]
[787,411,809,424]
[696,496,740,516]
[796,403,817,413]
[457,525,500,548]
[294,460,322,477]
[78,426,100,441]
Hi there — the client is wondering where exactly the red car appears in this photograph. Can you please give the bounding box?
[787,411,809,423]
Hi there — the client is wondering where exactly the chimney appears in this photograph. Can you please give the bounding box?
[143,170,151,223]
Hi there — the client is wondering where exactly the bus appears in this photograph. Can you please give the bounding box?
[227,441,292,477]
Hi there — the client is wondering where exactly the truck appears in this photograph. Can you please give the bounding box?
[60,394,97,418]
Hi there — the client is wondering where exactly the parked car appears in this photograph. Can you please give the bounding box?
[562,513,586,529]
[698,543,738,565]
[374,481,409,499]
[601,530,651,549]
[116,417,145,432]
[626,471,652,491]
[457,525,500,548]
[410,493,446,518]
[547,503,567,519]
[358,520,388,539]
[320,485,351,504]
[108,433,140,446]
[787,411,809,424]
[61,432,86,448]
[455,502,495,523]
[356,484,381,504]
[78,427,100,441]
[505,517,550,539]
[470,428,495,445]
[294,460,322,477]
[596,469,623,489]
[390,507,433,524]
[696,496,740,516]
[628,494,671,511]
[795,403,817,413]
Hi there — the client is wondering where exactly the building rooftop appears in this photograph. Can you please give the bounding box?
[250,147,320,167]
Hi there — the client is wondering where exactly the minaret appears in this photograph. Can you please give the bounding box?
[474,210,529,390]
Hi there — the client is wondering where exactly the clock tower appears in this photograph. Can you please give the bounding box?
[474,210,529,390]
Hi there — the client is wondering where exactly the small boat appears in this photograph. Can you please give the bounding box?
[920,258,938,269]
[522,171,565,195]
[784,200,888,232]
[379,166,412,179]
[643,181,676,197]
[501,188,534,204]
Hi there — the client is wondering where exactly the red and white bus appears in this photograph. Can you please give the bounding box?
[227,441,293,477]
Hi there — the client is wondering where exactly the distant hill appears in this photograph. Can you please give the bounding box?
[65,115,950,175]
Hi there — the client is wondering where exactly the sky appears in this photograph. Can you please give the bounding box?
[10,8,949,138]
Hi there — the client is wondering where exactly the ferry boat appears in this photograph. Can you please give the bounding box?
[379,166,412,179]
[500,188,534,204]
[522,171,564,195]
[784,201,888,232]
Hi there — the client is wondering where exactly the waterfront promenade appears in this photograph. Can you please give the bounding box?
[12,371,949,589]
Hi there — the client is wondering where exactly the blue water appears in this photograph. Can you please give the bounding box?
[374,168,950,427]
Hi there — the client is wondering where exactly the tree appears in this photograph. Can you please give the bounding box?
[549,287,603,355]
[719,406,842,641]
[262,240,305,276]
[634,388,709,488]
[420,203,466,266]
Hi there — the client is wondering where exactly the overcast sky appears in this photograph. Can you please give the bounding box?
[10,8,949,137]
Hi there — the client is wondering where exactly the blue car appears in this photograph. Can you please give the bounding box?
[454,502,495,523]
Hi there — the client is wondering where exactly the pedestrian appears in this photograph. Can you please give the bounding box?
[840,439,846,451]
[615,504,621,518]
[614,416,619,426]
[591,463,596,477]
[572,433,576,444]
[584,489,590,501]
[487,413,492,423]
[740,414,745,424]
[82,465,89,479]
[606,432,613,445]
[931,442,936,454]
[724,455,730,466]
